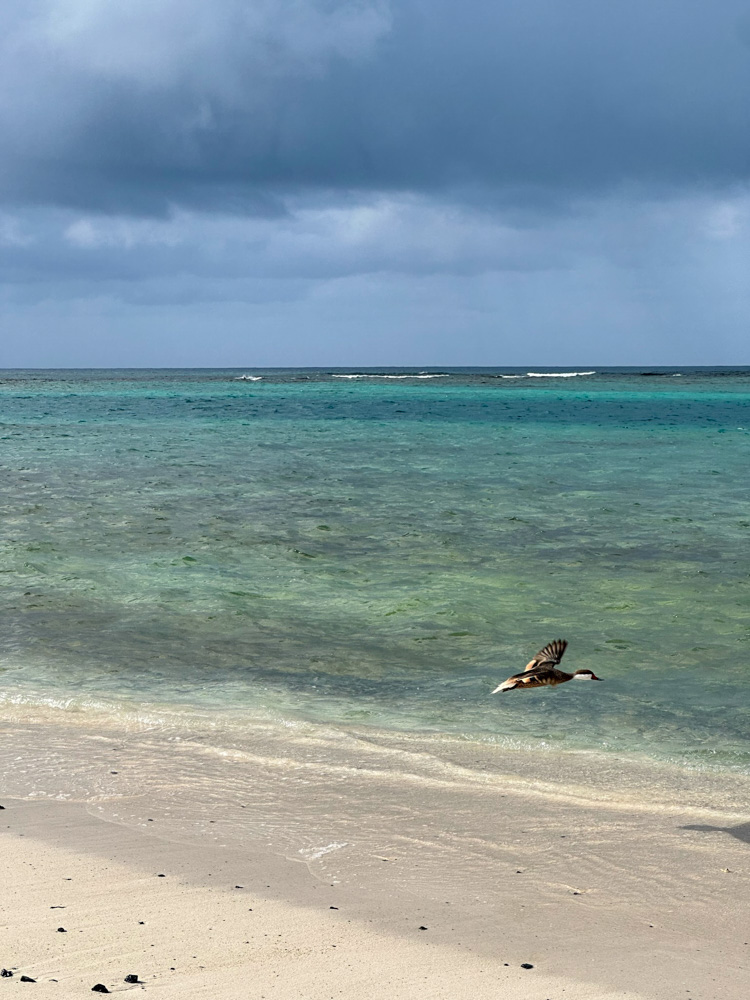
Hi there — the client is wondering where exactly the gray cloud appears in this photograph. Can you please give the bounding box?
[3,189,748,287]
[2,1,750,214]
[1,191,748,366]
[2,1,750,366]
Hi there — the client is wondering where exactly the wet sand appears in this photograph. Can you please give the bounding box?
[1,718,750,998]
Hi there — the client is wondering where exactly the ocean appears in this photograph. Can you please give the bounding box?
[1,367,748,778]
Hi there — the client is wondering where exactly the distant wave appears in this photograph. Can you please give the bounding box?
[525,371,596,378]
[494,371,596,379]
[235,375,263,381]
[331,373,450,379]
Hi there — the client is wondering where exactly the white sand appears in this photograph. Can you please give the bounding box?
[2,718,750,998]
[1,800,648,1000]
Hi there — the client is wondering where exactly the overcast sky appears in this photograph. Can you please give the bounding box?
[2,0,750,366]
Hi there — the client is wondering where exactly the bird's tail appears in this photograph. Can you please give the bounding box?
[492,679,518,693]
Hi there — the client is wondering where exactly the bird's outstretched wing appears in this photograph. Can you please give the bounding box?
[523,638,567,672]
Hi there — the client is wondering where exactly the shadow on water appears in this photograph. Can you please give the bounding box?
[681,822,750,845]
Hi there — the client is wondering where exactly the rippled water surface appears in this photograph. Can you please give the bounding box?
[1,367,749,771]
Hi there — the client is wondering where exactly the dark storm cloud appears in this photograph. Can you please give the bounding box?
[2,0,750,368]
[3,0,750,214]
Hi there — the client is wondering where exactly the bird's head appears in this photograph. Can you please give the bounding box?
[573,669,601,681]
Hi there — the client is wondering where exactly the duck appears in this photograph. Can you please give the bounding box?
[492,639,601,692]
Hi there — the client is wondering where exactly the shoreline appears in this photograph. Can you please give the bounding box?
[3,699,750,811]
[2,714,750,997]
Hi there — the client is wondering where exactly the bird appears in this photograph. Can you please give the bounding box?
[491,639,601,692]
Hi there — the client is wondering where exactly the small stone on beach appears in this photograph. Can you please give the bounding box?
[1,969,13,977]
[20,975,36,982]
[57,927,66,932]
[124,974,140,983]
[520,963,534,969]
[91,985,110,993]
[418,926,428,930]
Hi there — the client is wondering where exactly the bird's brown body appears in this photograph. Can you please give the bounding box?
[492,639,601,692]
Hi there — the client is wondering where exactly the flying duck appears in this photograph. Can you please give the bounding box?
[492,639,601,692]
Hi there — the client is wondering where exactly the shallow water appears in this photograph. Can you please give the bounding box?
[1,367,749,772]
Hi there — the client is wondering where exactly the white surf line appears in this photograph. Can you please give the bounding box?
[525,371,596,377]
[189,744,750,823]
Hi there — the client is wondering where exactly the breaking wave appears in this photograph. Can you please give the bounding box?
[525,371,596,378]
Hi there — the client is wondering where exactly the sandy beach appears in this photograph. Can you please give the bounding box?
[2,716,749,999]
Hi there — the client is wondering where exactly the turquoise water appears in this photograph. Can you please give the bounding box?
[1,368,749,770]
